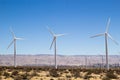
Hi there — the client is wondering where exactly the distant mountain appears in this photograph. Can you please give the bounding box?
[0,55,120,67]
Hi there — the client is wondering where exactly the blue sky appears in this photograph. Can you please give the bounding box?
[0,0,120,55]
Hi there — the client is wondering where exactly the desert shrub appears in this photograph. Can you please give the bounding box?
[84,75,92,79]
[84,71,93,80]
[102,76,110,80]
[72,69,81,78]
[30,71,39,77]
[0,67,3,71]
[40,78,43,80]
[86,69,104,74]
[66,75,72,78]
[46,74,50,77]
[13,75,23,80]
[84,74,92,79]
[0,71,3,76]
[86,70,92,75]
[64,69,69,74]
[3,72,10,78]
[7,69,13,72]
[0,76,2,79]
[50,78,54,80]
[49,69,60,77]
[59,69,66,72]
[23,67,32,72]
[116,70,120,75]
[1,66,7,70]
[81,68,88,72]
[21,72,31,79]
[108,69,114,73]
[11,70,19,76]
[93,69,102,74]
[58,78,65,80]
[106,72,118,79]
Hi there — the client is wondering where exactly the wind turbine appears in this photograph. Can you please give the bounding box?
[7,28,23,67]
[84,55,88,69]
[47,27,65,69]
[90,18,118,70]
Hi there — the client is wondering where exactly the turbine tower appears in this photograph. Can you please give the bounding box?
[47,27,65,69]
[90,18,118,70]
[7,27,23,67]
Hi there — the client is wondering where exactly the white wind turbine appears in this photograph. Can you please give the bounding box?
[90,18,118,70]
[7,28,23,67]
[98,54,104,69]
[85,55,88,69]
[47,27,65,69]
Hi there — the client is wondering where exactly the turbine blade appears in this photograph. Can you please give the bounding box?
[50,37,56,49]
[108,33,119,45]
[106,17,111,33]
[90,33,104,38]
[56,33,66,37]
[16,38,24,40]
[10,27,15,38]
[7,40,14,49]
[46,26,55,36]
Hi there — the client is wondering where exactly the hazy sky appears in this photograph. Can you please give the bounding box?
[0,0,120,55]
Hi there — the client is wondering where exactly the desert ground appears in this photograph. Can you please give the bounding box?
[0,66,120,80]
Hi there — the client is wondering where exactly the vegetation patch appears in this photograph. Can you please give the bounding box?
[0,66,120,80]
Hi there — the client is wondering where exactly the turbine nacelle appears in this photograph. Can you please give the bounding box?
[7,27,23,49]
[90,18,118,45]
[47,27,66,49]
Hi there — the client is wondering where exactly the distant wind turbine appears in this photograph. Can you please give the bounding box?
[85,55,88,69]
[47,27,65,69]
[90,18,118,70]
[98,54,104,69]
[7,27,23,67]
